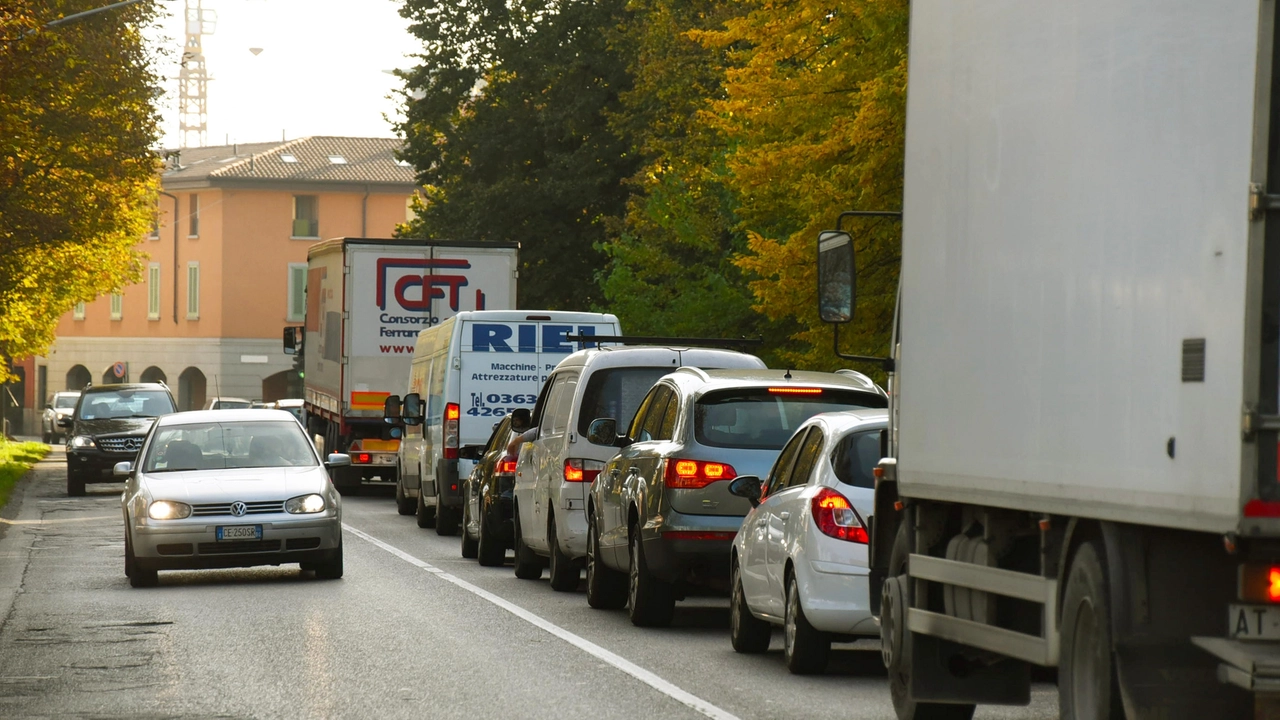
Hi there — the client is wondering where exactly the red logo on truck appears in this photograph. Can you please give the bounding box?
[376,258,473,312]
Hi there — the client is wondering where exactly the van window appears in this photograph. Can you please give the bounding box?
[577,367,672,444]
[542,373,579,437]
[428,352,447,424]
[694,388,885,450]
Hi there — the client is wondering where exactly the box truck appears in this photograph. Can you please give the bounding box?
[823,2,1280,718]
[296,238,517,493]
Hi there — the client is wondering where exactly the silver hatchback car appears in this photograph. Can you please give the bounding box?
[584,369,887,627]
[121,409,346,588]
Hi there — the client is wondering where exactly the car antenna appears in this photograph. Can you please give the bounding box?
[784,369,792,379]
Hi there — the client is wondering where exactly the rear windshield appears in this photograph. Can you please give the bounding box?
[54,395,78,409]
[143,421,317,472]
[577,367,674,442]
[695,388,886,450]
[213,400,252,410]
[78,390,174,419]
[830,429,882,489]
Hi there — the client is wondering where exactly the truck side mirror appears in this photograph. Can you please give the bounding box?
[817,230,855,324]
[402,393,424,425]
[383,394,402,424]
[283,326,303,355]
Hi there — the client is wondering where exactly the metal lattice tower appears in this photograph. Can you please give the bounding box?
[178,0,216,148]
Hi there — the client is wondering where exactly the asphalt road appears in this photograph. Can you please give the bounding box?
[0,446,1060,719]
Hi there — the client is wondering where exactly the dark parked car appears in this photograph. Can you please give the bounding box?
[62,383,177,496]
[459,410,530,566]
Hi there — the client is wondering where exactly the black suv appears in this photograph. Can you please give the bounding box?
[61,383,177,496]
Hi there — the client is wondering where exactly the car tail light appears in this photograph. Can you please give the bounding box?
[564,458,604,483]
[811,487,868,543]
[354,453,372,464]
[444,402,460,459]
[662,531,737,541]
[767,387,823,395]
[664,459,737,489]
[1245,500,1280,517]
[497,455,518,475]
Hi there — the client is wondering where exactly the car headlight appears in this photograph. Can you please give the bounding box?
[147,500,192,520]
[69,435,94,449]
[285,494,326,514]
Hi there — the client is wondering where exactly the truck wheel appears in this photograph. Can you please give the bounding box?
[730,558,771,653]
[885,519,976,720]
[586,511,627,609]
[627,524,675,628]
[67,468,86,497]
[512,505,543,580]
[1060,541,1124,720]
[460,501,479,559]
[477,507,506,567]
[416,489,436,529]
[547,513,580,592]
[784,573,831,674]
[395,475,415,516]
[436,505,460,536]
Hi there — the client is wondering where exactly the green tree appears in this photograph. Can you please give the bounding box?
[396,0,636,310]
[695,0,908,371]
[599,0,784,349]
[0,0,161,380]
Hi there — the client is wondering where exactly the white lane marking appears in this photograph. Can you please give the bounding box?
[343,524,741,720]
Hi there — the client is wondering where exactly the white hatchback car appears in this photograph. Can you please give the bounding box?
[120,409,346,588]
[727,409,886,674]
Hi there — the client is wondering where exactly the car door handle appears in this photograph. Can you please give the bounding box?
[779,511,790,520]
[627,467,640,477]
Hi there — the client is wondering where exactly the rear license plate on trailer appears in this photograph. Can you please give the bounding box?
[216,525,262,541]
[1230,604,1280,639]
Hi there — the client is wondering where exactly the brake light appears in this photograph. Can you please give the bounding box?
[1241,564,1280,603]
[662,531,737,541]
[354,453,371,464]
[811,487,867,543]
[1245,500,1280,518]
[497,455,518,474]
[564,458,604,483]
[767,387,823,395]
[664,459,737,489]
[444,402,460,459]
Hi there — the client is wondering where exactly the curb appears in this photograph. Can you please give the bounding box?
[0,452,59,635]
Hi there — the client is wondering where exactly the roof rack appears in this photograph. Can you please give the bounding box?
[564,334,763,350]
[671,366,712,382]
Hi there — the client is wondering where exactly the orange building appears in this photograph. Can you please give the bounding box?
[36,136,418,412]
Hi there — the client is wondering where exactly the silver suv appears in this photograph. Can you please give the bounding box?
[584,368,887,626]
[511,345,766,590]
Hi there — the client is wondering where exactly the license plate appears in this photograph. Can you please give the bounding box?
[216,525,262,541]
[1230,604,1280,639]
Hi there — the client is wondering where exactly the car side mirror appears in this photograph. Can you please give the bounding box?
[728,475,763,507]
[402,393,424,425]
[326,453,352,468]
[588,418,630,447]
[57,416,72,428]
[113,461,133,477]
[458,444,484,461]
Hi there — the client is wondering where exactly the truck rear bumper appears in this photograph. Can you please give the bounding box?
[1193,636,1280,692]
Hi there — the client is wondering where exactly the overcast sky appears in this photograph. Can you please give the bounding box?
[146,0,421,149]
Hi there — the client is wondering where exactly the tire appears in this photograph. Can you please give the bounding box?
[886,519,976,720]
[126,532,158,588]
[416,488,436,529]
[460,500,479,559]
[586,510,627,609]
[395,477,415,516]
[477,505,506,567]
[730,559,771,653]
[785,572,831,674]
[41,431,50,443]
[547,514,580,592]
[627,525,675,628]
[314,542,344,580]
[124,527,134,578]
[1059,541,1124,720]
[66,468,86,497]
[436,505,460,536]
[512,506,543,580]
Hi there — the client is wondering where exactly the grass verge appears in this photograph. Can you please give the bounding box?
[0,441,49,511]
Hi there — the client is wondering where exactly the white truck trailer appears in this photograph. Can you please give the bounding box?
[820,2,1280,718]
[299,238,518,493]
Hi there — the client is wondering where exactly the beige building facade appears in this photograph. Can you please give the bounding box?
[39,137,418,410]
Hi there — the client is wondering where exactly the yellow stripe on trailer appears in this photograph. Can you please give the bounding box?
[350,391,390,411]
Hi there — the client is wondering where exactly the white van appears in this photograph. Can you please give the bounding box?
[392,310,621,534]
[511,345,766,590]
